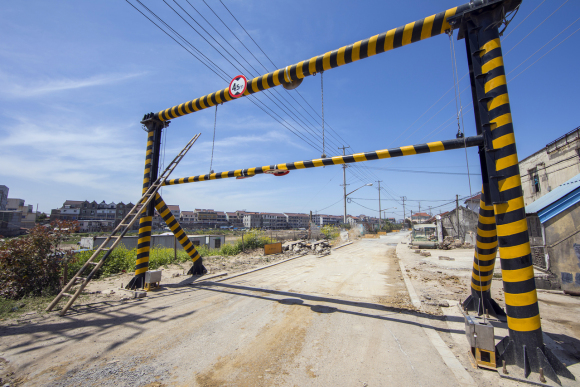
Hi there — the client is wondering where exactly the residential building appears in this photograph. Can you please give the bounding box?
[525,173,580,293]
[181,211,196,225]
[80,200,98,220]
[284,213,309,229]
[520,126,580,206]
[464,193,482,213]
[78,219,116,233]
[439,207,478,243]
[0,186,8,210]
[6,198,36,228]
[96,201,116,220]
[194,209,218,226]
[225,212,244,228]
[411,212,431,224]
[167,205,180,219]
[243,212,261,229]
[215,211,227,225]
[260,213,287,230]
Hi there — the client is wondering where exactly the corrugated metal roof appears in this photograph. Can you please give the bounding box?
[525,172,580,223]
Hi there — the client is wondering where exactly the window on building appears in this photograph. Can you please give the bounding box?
[214,239,221,248]
[533,172,540,193]
[192,240,200,246]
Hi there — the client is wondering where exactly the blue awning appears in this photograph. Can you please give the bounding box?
[525,173,580,224]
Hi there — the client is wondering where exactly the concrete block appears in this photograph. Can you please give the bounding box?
[134,291,147,299]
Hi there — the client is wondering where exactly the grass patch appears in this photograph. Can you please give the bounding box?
[0,294,56,320]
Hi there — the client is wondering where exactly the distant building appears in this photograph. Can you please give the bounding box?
[464,193,482,213]
[260,213,287,230]
[525,173,580,293]
[0,186,8,210]
[243,212,261,229]
[225,212,244,228]
[520,126,580,207]
[0,210,23,236]
[411,212,430,224]
[6,198,36,228]
[284,213,309,229]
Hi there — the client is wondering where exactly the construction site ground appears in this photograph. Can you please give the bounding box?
[0,232,579,386]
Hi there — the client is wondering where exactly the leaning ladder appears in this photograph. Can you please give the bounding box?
[46,133,201,316]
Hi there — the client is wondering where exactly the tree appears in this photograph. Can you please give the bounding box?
[0,220,79,299]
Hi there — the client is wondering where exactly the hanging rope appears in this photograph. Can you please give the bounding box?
[209,104,218,174]
[321,71,326,158]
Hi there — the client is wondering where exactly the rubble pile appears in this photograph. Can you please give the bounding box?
[282,239,331,255]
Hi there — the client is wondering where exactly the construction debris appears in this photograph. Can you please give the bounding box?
[282,239,331,255]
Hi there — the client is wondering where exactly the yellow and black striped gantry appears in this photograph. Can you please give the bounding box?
[163,136,483,186]
[153,4,471,122]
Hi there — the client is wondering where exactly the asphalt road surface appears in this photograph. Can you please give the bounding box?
[1,233,469,386]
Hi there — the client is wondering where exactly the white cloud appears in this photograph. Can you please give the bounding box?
[0,72,147,99]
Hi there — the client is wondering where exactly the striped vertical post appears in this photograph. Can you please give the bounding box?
[127,118,164,290]
[463,7,573,381]
[153,193,206,275]
[462,187,505,319]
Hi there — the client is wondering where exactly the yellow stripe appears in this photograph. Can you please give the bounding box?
[276,163,288,170]
[353,153,367,162]
[479,215,496,224]
[384,28,396,51]
[323,52,332,71]
[487,93,509,111]
[502,266,534,282]
[473,262,495,272]
[497,218,528,236]
[402,22,415,46]
[476,251,498,262]
[199,98,207,109]
[234,169,242,176]
[272,70,282,86]
[480,38,501,57]
[400,145,416,156]
[184,101,192,114]
[251,78,259,93]
[507,315,541,332]
[261,74,269,90]
[137,236,151,243]
[496,153,518,171]
[499,243,531,259]
[376,149,390,159]
[135,267,149,275]
[367,34,379,56]
[421,15,435,40]
[295,62,305,79]
[478,228,497,238]
[312,159,324,167]
[136,257,149,265]
[481,56,504,74]
[472,272,493,282]
[160,208,171,218]
[441,7,457,33]
[220,172,228,178]
[309,57,317,75]
[477,240,498,250]
[472,283,492,292]
[490,112,512,130]
[352,41,362,62]
[427,141,445,152]
[504,290,538,307]
[337,47,346,66]
[498,175,521,192]
[485,75,506,94]
[294,161,305,169]
[247,168,256,176]
[190,99,199,111]
[331,156,345,165]
[494,196,525,214]
[139,226,152,233]
[137,246,150,254]
[492,133,515,149]
[178,104,185,116]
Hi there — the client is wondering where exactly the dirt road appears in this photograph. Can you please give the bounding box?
[2,235,476,386]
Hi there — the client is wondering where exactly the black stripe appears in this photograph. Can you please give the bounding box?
[266,72,275,88]
[498,230,530,248]
[413,143,430,154]
[472,267,495,277]
[286,163,297,171]
[411,19,424,43]
[365,151,379,161]
[185,245,194,254]
[191,250,200,259]
[315,55,324,73]
[359,39,369,59]
[227,170,235,177]
[276,69,285,85]
[343,155,355,163]
[472,278,492,288]
[167,219,177,229]
[495,208,526,226]
[389,148,403,157]
[187,100,194,112]
[289,65,298,82]
[392,26,405,49]
[503,277,536,295]
[137,242,150,250]
[303,160,314,168]
[344,44,353,64]
[492,144,517,161]
[500,255,533,271]
[376,32,387,54]
[210,93,218,106]
[321,158,334,166]
[135,262,149,270]
[490,123,515,142]
[487,99,511,119]
[194,99,202,111]
[473,259,496,270]
[477,234,497,244]
[329,50,338,69]
[485,84,509,101]
[478,247,498,256]
[480,208,495,217]
[431,11,446,37]
[136,252,149,260]
[139,220,152,227]
[481,45,503,64]
[505,303,539,319]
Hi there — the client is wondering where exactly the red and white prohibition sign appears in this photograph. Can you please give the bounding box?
[228,75,247,98]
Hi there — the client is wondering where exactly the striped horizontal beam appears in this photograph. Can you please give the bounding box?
[154,3,482,122]
[163,135,483,186]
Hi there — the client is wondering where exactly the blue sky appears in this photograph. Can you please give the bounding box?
[1,0,579,220]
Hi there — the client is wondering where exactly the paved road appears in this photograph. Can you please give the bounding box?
[1,233,467,386]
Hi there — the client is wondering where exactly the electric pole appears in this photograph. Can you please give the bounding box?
[401,196,407,227]
[339,145,350,224]
[377,180,382,231]
[456,194,460,241]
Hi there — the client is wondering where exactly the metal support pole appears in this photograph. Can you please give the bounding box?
[377,181,382,230]
[459,5,574,381]
[339,145,350,224]
[463,186,505,319]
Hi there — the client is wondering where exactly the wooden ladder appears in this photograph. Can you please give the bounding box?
[46,133,200,316]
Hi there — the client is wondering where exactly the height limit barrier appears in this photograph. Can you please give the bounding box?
[133,0,574,382]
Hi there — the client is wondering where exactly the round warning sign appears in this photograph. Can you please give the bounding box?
[228,75,247,98]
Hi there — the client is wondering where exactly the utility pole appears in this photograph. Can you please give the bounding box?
[308,210,312,240]
[377,180,382,231]
[456,194,460,241]
[339,145,350,224]
[401,196,407,227]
